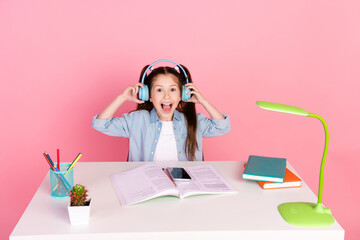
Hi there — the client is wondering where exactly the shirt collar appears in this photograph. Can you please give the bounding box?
[150,108,182,123]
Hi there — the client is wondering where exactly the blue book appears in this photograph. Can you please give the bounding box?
[242,155,287,183]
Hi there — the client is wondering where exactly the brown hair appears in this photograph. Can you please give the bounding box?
[136,65,198,161]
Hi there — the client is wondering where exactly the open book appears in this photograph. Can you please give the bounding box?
[110,164,237,206]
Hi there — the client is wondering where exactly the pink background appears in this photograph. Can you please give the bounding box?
[1,1,359,239]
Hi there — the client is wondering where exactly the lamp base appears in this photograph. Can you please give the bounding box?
[278,202,335,227]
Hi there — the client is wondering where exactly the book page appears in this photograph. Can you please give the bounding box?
[110,164,178,206]
[176,165,237,198]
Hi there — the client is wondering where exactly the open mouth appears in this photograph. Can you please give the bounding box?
[161,103,172,112]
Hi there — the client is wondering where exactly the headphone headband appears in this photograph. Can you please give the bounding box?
[141,59,188,84]
[138,59,191,101]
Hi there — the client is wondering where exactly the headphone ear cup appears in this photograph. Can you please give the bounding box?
[138,85,149,101]
[182,85,191,101]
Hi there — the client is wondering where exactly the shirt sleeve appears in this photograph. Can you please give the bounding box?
[91,113,132,138]
[197,113,231,137]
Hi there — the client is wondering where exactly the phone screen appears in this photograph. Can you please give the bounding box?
[166,167,191,181]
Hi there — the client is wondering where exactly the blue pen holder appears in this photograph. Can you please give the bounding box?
[50,163,74,198]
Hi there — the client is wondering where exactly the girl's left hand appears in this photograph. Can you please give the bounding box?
[184,83,206,105]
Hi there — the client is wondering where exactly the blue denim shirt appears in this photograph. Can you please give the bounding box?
[92,108,230,161]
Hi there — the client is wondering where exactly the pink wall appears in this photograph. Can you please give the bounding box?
[1,1,359,239]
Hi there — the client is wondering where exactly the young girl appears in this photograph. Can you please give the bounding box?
[92,60,230,161]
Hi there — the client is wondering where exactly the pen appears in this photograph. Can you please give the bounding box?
[67,153,82,171]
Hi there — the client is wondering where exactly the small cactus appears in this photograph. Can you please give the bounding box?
[70,184,89,206]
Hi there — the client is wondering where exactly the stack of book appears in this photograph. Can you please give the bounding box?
[242,155,302,190]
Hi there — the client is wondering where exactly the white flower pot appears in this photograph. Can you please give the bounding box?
[68,200,91,225]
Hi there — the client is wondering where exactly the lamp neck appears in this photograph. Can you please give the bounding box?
[307,113,329,205]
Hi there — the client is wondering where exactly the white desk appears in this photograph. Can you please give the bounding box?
[10,161,344,240]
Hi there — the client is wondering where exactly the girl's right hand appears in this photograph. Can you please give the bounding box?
[120,83,145,104]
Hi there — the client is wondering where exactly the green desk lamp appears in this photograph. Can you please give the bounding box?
[256,101,335,227]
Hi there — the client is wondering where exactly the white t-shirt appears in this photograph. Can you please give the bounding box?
[153,121,179,162]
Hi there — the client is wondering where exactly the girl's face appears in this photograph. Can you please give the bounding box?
[150,74,181,121]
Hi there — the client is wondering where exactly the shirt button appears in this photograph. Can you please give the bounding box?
[151,152,154,155]
[158,128,160,131]
[155,140,157,142]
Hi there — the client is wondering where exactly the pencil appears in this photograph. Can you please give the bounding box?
[57,149,60,170]
[162,168,177,187]
[67,153,82,170]
[45,152,56,169]
[57,149,61,195]
[43,153,55,171]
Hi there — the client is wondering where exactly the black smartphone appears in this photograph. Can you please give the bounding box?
[166,167,192,182]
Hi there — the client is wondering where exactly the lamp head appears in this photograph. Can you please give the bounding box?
[256,101,309,117]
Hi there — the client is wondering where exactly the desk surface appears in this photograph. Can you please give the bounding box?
[10,161,344,240]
